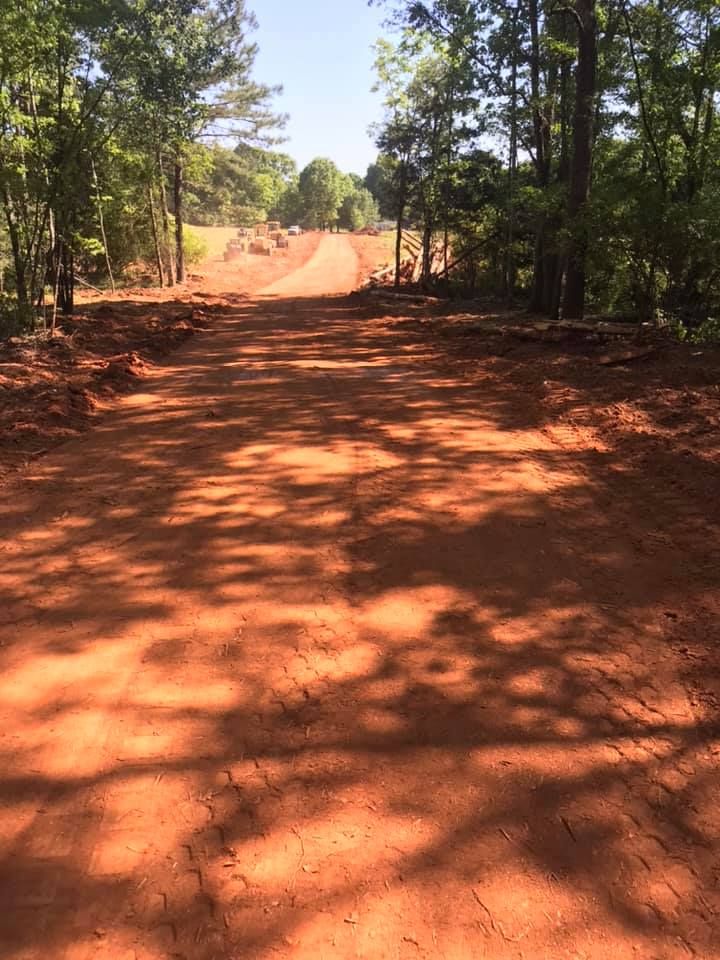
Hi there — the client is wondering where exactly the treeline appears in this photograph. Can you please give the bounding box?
[273,157,379,233]
[367,0,720,332]
[184,150,379,234]
[0,0,382,336]
[0,0,279,332]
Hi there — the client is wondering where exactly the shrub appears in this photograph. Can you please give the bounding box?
[183,229,208,266]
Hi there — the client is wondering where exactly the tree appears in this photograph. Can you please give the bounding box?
[364,158,398,219]
[562,0,599,319]
[297,158,346,230]
[182,145,297,226]
[338,186,380,231]
[0,0,144,321]
[373,0,720,327]
[0,0,282,322]
[372,30,481,286]
[128,0,280,283]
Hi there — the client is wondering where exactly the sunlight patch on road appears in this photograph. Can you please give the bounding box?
[267,442,402,479]
[359,585,468,636]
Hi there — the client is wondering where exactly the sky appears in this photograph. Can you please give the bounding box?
[251,0,389,176]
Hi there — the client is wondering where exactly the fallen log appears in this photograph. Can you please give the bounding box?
[367,265,395,283]
[595,346,655,365]
[74,274,105,295]
[364,289,443,304]
[401,230,422,250]
[552,319,638,336]
[432,241,487,280]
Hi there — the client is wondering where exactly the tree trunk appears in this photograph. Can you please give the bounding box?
[50,236,62,335]
[562,0,598,320]
[544,29,573,317]
[421,224,433,282]
[505,3,519,301]
[148,184,165,287]
[57,237,74,317]
[50,232,74,327]
[531,226,545,312]
[394,163,407,288]
[443,84,454,278]
[529,0,552,311]
[91,158,115,293]
[157,149,175,286]
[174,158,185,284]
[1,187,29,311]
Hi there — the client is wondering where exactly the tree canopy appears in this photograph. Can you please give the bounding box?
[366,0,720,331]
[0,0,281,326]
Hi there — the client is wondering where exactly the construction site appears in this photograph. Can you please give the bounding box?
[223,221,292,261]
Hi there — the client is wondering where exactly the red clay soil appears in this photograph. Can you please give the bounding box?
[0,234,719,960]
[349,233,394,282]
[0,233,322,484]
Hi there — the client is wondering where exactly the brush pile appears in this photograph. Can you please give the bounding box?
[363,231,447,288]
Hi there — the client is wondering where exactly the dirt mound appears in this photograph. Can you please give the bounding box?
[0,306,202,481]
[101,351,148,381]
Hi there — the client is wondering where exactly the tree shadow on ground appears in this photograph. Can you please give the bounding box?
[0,291,717,959]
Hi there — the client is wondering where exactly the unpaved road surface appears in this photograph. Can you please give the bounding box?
[1,234,717,960]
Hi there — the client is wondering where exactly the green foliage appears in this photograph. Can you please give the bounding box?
[682,317,720,344]
[183,228,209,265]
[297,158,347,229]
[269,159,382,231]
[374,0,720,321]
[364,159,398,219]
[0,0,282,328]
[183,144,297,226]
[338,187,380,231]
[0,293,31,339]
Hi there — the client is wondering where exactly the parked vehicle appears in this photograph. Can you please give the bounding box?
[287,225,302,236]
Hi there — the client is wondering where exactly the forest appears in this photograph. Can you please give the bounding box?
[365,0,720,332]
[0,0,377,334]
[3,0,719,333]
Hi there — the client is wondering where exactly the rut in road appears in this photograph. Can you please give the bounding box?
[0,235,716,960]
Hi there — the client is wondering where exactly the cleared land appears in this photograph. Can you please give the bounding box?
[0,234,718,960]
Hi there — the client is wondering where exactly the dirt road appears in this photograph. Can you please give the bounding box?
[261,233,359,298]
[0,234,717,960]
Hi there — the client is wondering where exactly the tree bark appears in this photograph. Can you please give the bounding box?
[505,3,519,301]
[58,237,74,317]
[544,29,573,317]
[148,183,165,287]
[562,0,599,320]
[50,236,62,334]
[174,158,185,284]
[528,0,549,311]
[421,223,433,282]
[394,162,407,288]
[1,187,29,311]
[156,149,175,286]
[91,158,115,293]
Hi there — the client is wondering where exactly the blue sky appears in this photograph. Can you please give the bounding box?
[251,0,388,176]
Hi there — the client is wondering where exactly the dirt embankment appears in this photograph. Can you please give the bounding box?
[348,232,395,283]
